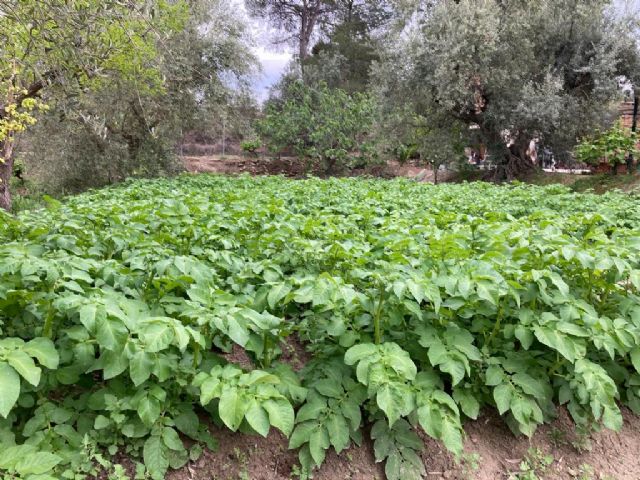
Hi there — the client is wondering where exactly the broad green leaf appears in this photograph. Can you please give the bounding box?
[267,283,291,309]
[130,350,153,386]
[631,347,640,374]
[14,452,62,475]
[0,445,37,470]
[218,387,246,431]
[246,401,271,437]
[326,413,350,453]
[289,422,316,450]
[344,344,378,365]
[263,398,294,436]
[308,425,329,465]
[6,350,40,387]
[24,338,59,369]
[141,322,175,353]
[162,426,184,451]
[493,384,512,415]
[138,396,162,427]
[144,435,169,480]
[79,304,98,332]
[96,317,128,351]
[0,362,20,418]
[174,410,199,437]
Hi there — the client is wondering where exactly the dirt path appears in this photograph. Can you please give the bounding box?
[166,407,640,480]
[181,154,447,182]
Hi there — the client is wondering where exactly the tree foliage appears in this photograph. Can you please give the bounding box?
[245,0,334,64]
[257,81,377,173]
[0,0,187,210]
[10,0,256,198]
[374,0,640,179]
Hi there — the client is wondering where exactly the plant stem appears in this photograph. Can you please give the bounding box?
[487,303,503,347]
[373,284,385,345]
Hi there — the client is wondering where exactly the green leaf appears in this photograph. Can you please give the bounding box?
[24,338,59,369]
[79,304,98,332]
[218,387,246,431]
[138,396,162,427]
[493,384,513,415]
[453,388,480,420]
[141,323,175,353]
[174,410,199,438]
[308,425,329,465]
[289,422,316,450]
[377,384,414,426]
[162,426,184,451]
[96,317,128,351]
[263,398,294,436]
[199,376,221,406]
[0,445,37,470]
[344,344,378,365]
[144,435,169,480]
[246,401,271,437]
[14,452,62,475]
[130,350,153,386]
[6,350,41,386]
[315,379,343,399]
[94,414,110,429]
[630,347,640,374]
[326,413,350,453]
[101,350,129,380]
[267,283,291,309]
[0,362,20,418]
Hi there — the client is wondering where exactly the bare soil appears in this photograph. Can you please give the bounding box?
[181,154,457,183]
[164,406,640,480]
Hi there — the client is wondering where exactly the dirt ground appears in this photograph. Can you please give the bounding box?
[165,406,640,480]
[181,154,455,183]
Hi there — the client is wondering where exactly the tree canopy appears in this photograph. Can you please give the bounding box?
[374,0,640,178]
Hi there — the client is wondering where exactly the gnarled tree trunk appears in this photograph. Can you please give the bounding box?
[491,137,536,181]
[0,138,15,212]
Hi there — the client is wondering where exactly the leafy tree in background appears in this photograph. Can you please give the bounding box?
[18,0,256,195]
[257,81,377,173]
[303,1,394,92]
[374,0,640,180]
[0,0,186,211]
[245,0,334,65]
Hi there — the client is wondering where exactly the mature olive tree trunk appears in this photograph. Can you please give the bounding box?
[491,136,535,181]
[0,138,15,212]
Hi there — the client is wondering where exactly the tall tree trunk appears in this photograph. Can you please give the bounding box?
[0,138,15,212]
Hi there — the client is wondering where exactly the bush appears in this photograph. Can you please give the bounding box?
[257,81,377,173]
[241,139,262,156]
[575,122,639,171]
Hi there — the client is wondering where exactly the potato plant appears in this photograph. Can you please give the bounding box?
[1,176,640,479]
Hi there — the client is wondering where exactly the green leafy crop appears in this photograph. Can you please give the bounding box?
[1,175,640,478]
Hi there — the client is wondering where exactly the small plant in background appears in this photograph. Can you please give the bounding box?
[395,144,418,164]
[241,139,262,157]
[575,122,639,174]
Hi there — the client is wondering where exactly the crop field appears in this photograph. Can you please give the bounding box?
[1,175,640,479]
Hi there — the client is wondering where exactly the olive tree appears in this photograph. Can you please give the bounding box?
[0,0,185,211]
[19,0,256,195]
[375,0,640,180]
